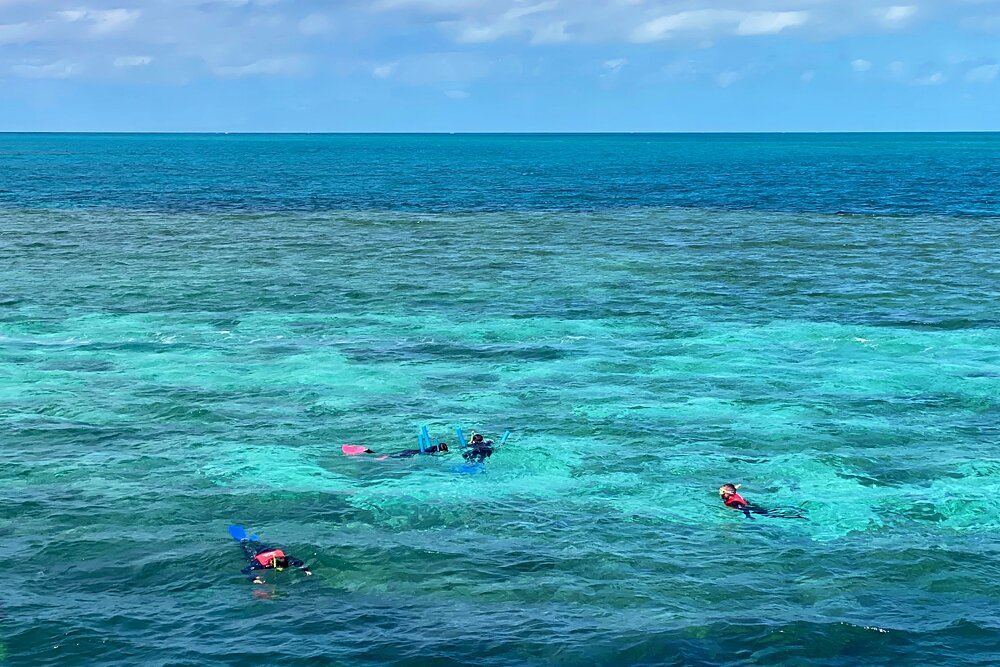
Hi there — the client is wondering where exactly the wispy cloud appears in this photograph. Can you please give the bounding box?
[0,0,993,89]
[213,56,304,78]
[603,58,627,74]
[298,13,332,36]
[913,72,946,85]
[369,0,942,44]
[715,70,740,87]
[631,10,808,42]
[114,55,152,68]
[454,0,562,43]
[966,63,999,83]
[10,59,82,78]
[378,52,495,85]
[58,8,140,35]
[879,5,917,27]
[372,62,397,79]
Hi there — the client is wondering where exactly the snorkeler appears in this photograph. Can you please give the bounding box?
[386,442,449,458]
[463,432,495,463]
[229,525,312,584]
[719,483,807,520]
[341,443,449,458]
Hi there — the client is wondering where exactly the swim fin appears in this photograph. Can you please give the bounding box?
[228,525,247,541]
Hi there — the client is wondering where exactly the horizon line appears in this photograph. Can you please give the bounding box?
[1,130,998,136]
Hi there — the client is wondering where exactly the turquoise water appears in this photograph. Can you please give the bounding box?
[3,134,1000,666]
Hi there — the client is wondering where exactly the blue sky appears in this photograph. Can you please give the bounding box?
[1,0,998,131]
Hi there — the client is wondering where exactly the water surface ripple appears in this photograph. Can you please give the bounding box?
[2,134,1000,666]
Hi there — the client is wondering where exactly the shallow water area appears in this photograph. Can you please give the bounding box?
[3,134,1000,666]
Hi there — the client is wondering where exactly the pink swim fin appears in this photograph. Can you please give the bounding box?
[342,444,371,456]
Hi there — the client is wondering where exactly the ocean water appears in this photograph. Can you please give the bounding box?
[2,133,999,666]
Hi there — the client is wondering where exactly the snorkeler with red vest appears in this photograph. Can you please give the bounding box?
[719,483,807,520]
[229,525,312,584]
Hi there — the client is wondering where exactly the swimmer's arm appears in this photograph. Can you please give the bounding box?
[288,557,313,575]
[728,500,754,519]
[241,562,267,583]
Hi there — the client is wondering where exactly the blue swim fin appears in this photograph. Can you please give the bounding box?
[452,463,485,475]
[228,525,247,541]
[500,431,511,446]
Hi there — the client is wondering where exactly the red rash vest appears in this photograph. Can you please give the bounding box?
[724,493,747,508]
[254,549,286,567]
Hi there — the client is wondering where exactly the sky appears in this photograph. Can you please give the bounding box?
[0,0,999,132]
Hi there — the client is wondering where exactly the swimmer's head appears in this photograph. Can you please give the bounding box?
[471,433,484,444]
[719,483,741,499]
[437,443,449,453]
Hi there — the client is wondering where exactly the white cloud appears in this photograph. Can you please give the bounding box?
[59,8,140,35]
[381,52,494,85]
[801,69,815,82]
[505,1,558,22]
[58,10,88,22]
[851,58,872,72]
[455,0,561,43]
[0,0,981,87]
[913,72,946,85]
[736,11,808,35]
[603,58,627,73]
[0,21,35,45]
[631,10,807,42]
[372,62,397,79]
[966,63,999,83]
[716,71,740,87]
[880,5,917,26]
[298,13,332,36]
[531,20,569,43]
[114,55,152,67]
[213,57,304,78]
[445,89,470,99]
[10,59,82,78]
[375,0,489,9]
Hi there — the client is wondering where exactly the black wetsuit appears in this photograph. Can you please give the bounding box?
[390,444,447,459]
[463,441,495,463]
[729,500,807,520]
[239,540,309,579]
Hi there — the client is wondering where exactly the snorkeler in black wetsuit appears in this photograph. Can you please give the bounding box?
[389,443,449,459]
[346,443,450,458]
[238,538,312,584]
[463,433,495,463]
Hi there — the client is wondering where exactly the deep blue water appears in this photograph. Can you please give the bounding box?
[2,133,1000,666]
[2,133,999,215]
